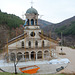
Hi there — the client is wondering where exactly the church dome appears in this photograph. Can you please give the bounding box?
[26,7,38,14]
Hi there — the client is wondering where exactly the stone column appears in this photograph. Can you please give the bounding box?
[42,51,44,60]
[9,53,11,62]
[37,19,38,25]
[22,54,24,61]
[43,51,44,60]
[15,54,18,62]
[36,52,37,60]
[29,52,31,60]
[29,19,31,25]
[34,19,35,25]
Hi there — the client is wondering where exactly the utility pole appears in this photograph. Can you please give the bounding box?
[61,32,63,53]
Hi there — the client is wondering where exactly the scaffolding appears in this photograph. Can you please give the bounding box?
[24,32,26,62]
[41,30,44,60]
[5,28,58,62]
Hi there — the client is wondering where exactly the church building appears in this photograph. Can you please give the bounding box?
[7,6,58,62]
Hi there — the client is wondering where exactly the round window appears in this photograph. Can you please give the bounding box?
[30,32,35,37]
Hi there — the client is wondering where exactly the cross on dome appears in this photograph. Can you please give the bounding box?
[30,0,34,7]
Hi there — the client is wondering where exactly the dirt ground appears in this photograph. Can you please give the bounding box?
[57,46,75,73]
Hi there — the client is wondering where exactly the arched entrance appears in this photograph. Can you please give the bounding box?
[37,51,42,59]
[17,52,22,61]
[24,52,29,60]
[31,51,36,60]
[10,53,15,61]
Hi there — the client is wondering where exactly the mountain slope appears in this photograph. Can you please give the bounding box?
[41,16,75,47]
[0,10,24,29]
[55,21,75,36]
[0,11,24,49]
[42,16,75,35]
[38,19,53,28]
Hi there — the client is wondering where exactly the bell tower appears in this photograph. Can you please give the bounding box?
[24,7,41,39]
[25,6,38,26]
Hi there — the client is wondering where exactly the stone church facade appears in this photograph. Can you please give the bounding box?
[8,7,58,62]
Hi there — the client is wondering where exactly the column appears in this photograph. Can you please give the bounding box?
[36,52,37,60]
[34,19,35,25]
[42,51,44,60]
[9,53,11,62]
[37,19,38,25]
[43,51,44,59]
[22,54,24,61]
[29,52,31,60]
[29,19,31,25]
[15,54,18,62]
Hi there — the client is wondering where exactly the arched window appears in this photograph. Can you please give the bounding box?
[22,41,24,48]
[37,51,42,59]
[35,19,37,25]
[35,41,38,47]
[31,51,36,60]
[28,41,31,48]
[44,50,49,58]
[31,19,34,25]
[27,19,29,25]
[10,53,15,61]
[17,52,22,61]
[42,40,44,47]
[24,52,29,60]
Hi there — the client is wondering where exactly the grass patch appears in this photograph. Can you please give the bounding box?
[0,73,75,75]
[0,72,30,75]
[35,74,64,75]
[62,73,75,75]
[70,46,75,49]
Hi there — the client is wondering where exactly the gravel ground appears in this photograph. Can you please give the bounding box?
[57,46,75,73]
[1,46,74,74]
[0,58,68,74]
[0,63,67,74]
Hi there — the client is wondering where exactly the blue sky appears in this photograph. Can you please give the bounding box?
[0,0,75,23]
